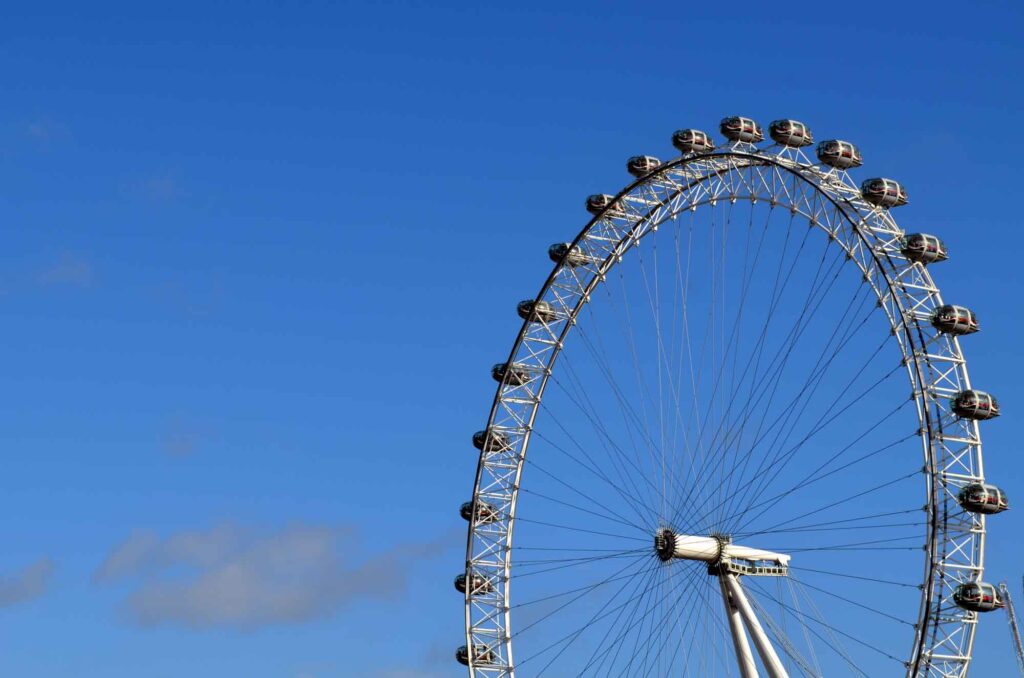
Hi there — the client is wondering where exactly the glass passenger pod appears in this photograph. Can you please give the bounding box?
[769,119,814,147]
[460,500,499,524]
[454,572,496,595]
[672,128,715,154]
[472,428,511,452]
[953,582,1005,612]
[456,645,496,666]
[932,305,979,336]
[860,178,909,208]
[548,242,590,267]
[491,361,532,386]
[816,139,863,169]
[901,233,949,264]
[952,389,1001,420]
[586,193,622,216]
[627,155,661,178]
[719,116,764,143]
[517,299,558,323]
[958,483,1009,515]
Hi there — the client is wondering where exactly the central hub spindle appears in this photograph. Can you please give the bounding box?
[653,527,791,572]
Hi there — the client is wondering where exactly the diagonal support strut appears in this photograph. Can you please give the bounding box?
[722,573,790,678]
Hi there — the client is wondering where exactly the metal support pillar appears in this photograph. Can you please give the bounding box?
[722,573,790,678]
[719,575,759,678]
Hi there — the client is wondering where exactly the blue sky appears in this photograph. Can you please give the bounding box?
[2,1,1023,676]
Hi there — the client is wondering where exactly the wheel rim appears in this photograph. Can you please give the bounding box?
[463,140,992,677]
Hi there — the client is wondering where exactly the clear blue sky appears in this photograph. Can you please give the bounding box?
[2,1,1023,676]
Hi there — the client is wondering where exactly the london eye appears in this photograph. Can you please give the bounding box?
[458,117,1006,677]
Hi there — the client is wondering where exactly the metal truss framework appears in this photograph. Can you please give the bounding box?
[463,144,987,677]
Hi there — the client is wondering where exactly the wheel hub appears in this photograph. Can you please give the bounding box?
[653,528,790,573]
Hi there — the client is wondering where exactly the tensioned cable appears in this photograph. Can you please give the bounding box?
[602,262,665,518]
[791,575,915,626]
[558,320,707,525]
[582,564,707,677]
[731,342,904,523]
[734,419,915,530]
[736,468,920,538]
[513,517,650,543]
[561,278,710,519]
[788,565,919,589]
[738,510,923,537]
[512,555,659,638]
[748,589,821,677]
[717,368,909,535]
[704,218,855,516]
[713,287,884,528]
[638,200,737,527]
[708,248,876,521]
[512,559,656,610]
[530,425,656,528]
[583,565,676,677]
[680,207,821,505]
[522,562,683,674]
[550,349,664,521]
[787,574,824,676]
[749,578,907,666]
[789,571,864,672]
[534,396,659,525]
[518,486,650,533]
[520,562,664,674]
[512,551,650,568]
[479,160,974,678]
[671,223,847,529]
[728,404,915,535]
[659,196,802,532]
[685,396,911,534]
[715,276,882,515]
[512,549,651,579]
[780,534,923,552]
[522,456,652,532]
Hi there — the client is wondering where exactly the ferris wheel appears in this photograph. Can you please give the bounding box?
[457,117,1008,677]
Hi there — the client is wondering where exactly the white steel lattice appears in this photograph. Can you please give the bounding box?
[462,147,987,678]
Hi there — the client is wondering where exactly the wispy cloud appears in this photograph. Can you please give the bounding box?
[0,558,55,607]
[95,523,456,629]
[37,251,93,287]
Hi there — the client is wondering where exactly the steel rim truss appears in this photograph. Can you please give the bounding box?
[463,146,987,677]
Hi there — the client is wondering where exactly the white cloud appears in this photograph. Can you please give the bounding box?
[95,523,455,629]
[0,558,54,607]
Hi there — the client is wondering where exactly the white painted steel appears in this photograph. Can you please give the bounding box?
[669,534,791,567]
[463,132,992,677]
[720,576,760,678]
[1000,581,1024,675]
[724,574,790,678]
